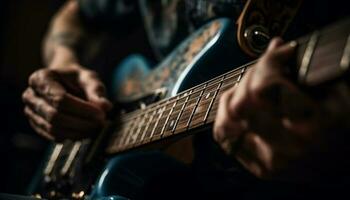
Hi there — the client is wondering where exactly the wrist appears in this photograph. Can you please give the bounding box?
[48,46,80,70]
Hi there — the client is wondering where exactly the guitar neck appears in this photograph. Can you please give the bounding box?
[105,17,350,155]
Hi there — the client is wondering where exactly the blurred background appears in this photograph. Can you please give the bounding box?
[0,0,153,194]
[0,0,64,193]
[1,0,348,195]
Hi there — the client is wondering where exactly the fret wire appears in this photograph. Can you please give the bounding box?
[122,76,243,140]
[175,78,240,124]
[139,109,155,141]
[119,68,248,125]
[160,98,178,136]
[186,83,207,129]
[117,120,135,149]
[132,112,148,146]
[203,75,225,123]
[172,89,193,134]
[150,106,166,138]
[119,61,255,123]
[109,19,350,154]
[120,77,240,135]
[237,66,246,83]
[122,116,142,148]
[111,126,126,149]
[187,74,245,127]
[141,109,159,142]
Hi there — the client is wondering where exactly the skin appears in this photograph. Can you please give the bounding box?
[23,0,349,182]
[22,0,112,141]
[213,38,325,180]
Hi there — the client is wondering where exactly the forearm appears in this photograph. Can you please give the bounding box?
[43,0,102,69]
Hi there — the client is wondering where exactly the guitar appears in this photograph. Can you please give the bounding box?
[28,16,350,199]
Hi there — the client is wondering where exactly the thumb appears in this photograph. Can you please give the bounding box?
[79,70,113,112]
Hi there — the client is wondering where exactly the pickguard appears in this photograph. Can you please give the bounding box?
[116,18,231,102]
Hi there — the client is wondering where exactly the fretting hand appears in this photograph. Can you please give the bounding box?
[213,38,324,180]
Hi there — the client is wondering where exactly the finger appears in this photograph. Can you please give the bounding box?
[25,112,54,140]
[23,89,103,135]
[28,69,105,120]
[266,37,284,52]
[23,86,105,122]
[213,86,236,143]
[79,70,112,111]
[28,69,66,103]
[228,67,255,119]
[264,38,297,67]
[29,120,55,141]
[23,88,102,137]
[279,85,317,121]
[24,106,52,134]
[22,88,57,121]
[213,86,247,151]
[236,132,273,178]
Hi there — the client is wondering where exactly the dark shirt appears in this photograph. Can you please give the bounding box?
[78,0,244,59]
[78,0,349,60]
[77,1,349,197]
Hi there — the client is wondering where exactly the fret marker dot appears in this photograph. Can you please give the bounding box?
[206,93,211,99]
[170,120,175,128]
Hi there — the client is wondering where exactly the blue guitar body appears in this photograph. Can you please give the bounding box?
[28,18,251,199]
[91,18,250,200]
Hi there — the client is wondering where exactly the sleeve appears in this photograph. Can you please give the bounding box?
[78,0,141,35]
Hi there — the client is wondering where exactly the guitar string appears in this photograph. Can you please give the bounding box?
[109,21,349,151]
[119,60,256,122]
[111,71,248,151]
[116,64,249,136]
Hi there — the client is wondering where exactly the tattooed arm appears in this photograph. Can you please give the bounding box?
[22,0,112,141]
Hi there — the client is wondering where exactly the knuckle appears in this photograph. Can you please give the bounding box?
[81,69,98,81]
[50,93,65,108]
[23,107,30,117]
[45,107,58,122]
[86,70,99,79]
[258,55,272,70]
[29,69,50,83]
[29,69,55,91]
[22,89,31,101]
[250,80,265,96]
[213,123,226,143]
[28,71,39,85]
[46,124,57,136]
[219,91,230,104]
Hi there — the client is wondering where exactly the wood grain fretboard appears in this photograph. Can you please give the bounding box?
[105,18,350,155]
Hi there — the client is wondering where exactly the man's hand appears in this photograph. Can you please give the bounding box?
[213,38,324,180]
[22,63,112,141]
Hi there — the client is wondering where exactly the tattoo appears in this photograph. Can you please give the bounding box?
[49,32,81,49]
[44,32,79,64]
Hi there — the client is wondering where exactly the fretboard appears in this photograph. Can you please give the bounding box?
[105,17,350,154]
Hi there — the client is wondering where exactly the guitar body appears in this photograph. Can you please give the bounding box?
[91,18,252,199]
[29,18,250,199]
[28,13,350,199]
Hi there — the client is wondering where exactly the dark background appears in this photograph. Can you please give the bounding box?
[0,0,63,193]
[0,0,348,195]
[0,0,153,194]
